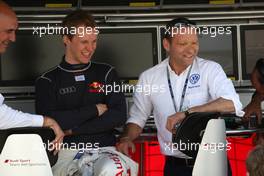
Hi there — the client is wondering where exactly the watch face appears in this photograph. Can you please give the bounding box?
[175,123,181,128]
[185,110,190,116]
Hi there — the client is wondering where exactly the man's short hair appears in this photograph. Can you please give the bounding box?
[255,58,264,85]
[0,0,15,16]
[61,10,96,39]
[164,17,197,40]
[0,0,7,8]
[246,145,264,176]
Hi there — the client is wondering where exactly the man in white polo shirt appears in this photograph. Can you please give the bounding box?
[0,0,64,149]
[117,17,243,176]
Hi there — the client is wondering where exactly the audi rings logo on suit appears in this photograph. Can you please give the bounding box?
[59,86,77,95]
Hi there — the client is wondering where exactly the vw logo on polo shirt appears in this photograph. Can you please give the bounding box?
[189,74,200,84]
[59,86,76,95]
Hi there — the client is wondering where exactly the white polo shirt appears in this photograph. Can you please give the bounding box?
[0,94,43,129]
[127,57,243,157]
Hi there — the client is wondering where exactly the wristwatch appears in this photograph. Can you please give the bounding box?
[184,109,190,117]
[174,122,181,129]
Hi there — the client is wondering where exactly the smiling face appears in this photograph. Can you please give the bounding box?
[163,27,199,70]
[63,26,97,64]
[0,3,18,54]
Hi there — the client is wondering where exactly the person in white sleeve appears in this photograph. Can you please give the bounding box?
[0,0,64,151]
[117,17,244,176]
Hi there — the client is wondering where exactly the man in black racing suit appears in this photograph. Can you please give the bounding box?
[35,10,138,176]
[36,58,126,147]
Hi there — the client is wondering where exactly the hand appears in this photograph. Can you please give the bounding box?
[96,104,108,116]
[43,116,64,155]
[243,98,262,125]
[166,112,186,133]
[116,137,135,156]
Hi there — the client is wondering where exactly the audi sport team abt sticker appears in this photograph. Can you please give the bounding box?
[3,158,47,167]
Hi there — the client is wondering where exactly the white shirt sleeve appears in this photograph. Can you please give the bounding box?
[126,72,153,128]
[207,63,244,117]
[0,94,44,129]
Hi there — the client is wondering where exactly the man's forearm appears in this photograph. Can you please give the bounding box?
[189,97,235,113]
[72,108,126,134]
[120,123,143,141]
